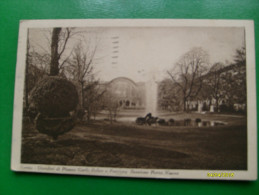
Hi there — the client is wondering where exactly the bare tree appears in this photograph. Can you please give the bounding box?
[50,28,62,75]
[50,28,72,76]
[103,91,120,124]
[28,28,97,77]
[66,41,97,110]
[167,47,209,111]
[84,81,106,121]
[25,30,49,111]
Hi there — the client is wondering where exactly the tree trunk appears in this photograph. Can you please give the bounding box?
[50,28,62,76]
[216,97,219,112]
[81,82,84,108]
[183,97,186,111]
[87,108,91,122]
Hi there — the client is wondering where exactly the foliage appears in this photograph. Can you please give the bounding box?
[158,79,182,111]
[216,47,246,109]
[30,76,78,117]
[204,62,225,112]
[35,113,75,140]
[233,46,246,65]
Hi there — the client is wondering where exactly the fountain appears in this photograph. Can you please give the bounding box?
[145,74,158,117]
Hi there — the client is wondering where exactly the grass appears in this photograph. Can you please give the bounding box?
[21,113,247,170]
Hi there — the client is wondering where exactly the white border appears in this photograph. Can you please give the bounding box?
[11,19,257,180]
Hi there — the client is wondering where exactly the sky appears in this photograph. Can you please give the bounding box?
[29,26,245,83]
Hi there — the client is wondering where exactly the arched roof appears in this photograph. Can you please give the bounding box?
[108,77,137,87]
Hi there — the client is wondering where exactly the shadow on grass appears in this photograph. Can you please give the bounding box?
[21,119,247,170]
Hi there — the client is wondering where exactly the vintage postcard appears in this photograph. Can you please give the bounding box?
[11,19,257,180]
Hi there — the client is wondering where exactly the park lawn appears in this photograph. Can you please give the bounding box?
[21,114,247,170]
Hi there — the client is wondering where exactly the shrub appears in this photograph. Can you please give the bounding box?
[30,76,78,139]
[184,118,191,126]
[219,104,235,113]
[30,76,78,117]
[195,118,202,123]
[35,113,75,140]
[158,118,167,126]
[168,118,175,126]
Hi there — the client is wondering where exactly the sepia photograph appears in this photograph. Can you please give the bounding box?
[11,19,257,180]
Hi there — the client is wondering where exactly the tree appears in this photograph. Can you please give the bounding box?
[167,47,209,111]
[203,46,247,113]
[233,46,246,105]
[25,28,72,109]
[158,79,182,111]
[83,80,106,121]
[103,91,120,124]
[28,28,95,77]
[66,41,97,110]
[206,62,225,112]
[24,30,49,111]
[31,77,78,140]
[50,28,72,76]
[220,46,246,111]
[26,28,81,140]
[233,46,246,66]
[220,71,236,110]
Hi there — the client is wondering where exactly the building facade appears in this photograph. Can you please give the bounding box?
[106,77,146,109]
